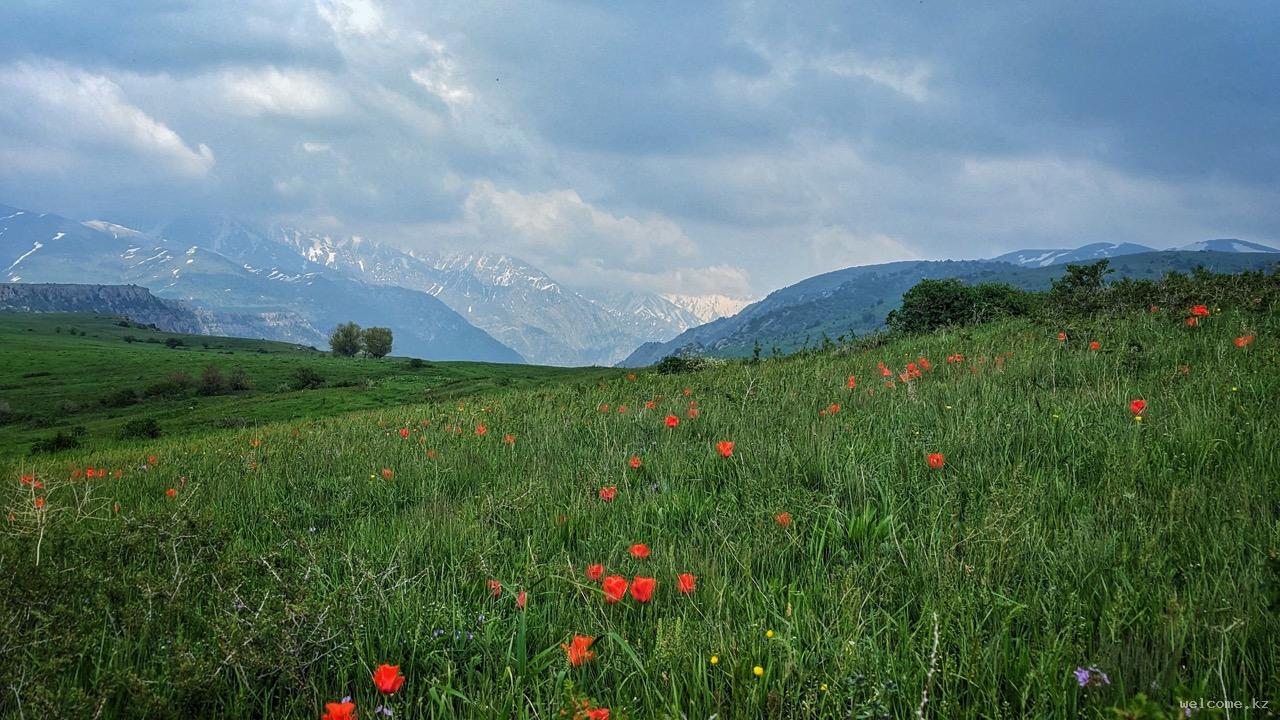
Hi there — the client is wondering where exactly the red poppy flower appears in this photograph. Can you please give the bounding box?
[585,708,610,720]
[1234,335,1254,348]
[475,424,488,436]
[372,664,405,694]
[918,357,932,371]
[1190,304,1210,317]
[599,403,610,413]
[629,543,650,559]
[147,455,157,466]
[86,468,96,479]
[627,372,637,381]
[562,635,596,666]
[644,400,656,410]
[683,387,692,396]
[250,439,261,449]
[602,575,628,603]
[880,366,892,378]
[826,403,841,415]
[586,563,605,581]
[381,468,394,480]
[628,456,642,469]
[677,573,696,594]
[1057,332,1067,342]
[927,452,946,469]
[1185,317,1198,327]
[399,428,410,439]
[599,486,617,502]
[19,475,32,486]
[487,579,502,598]
[630,576,656,603]
[847,375,857,389]
[1088,341,1101,351]
[503,434,516,445]
[664,415,680,428]
[516,590,527,609]
[716,441,735,458]
[774,511,792,528]
[165,488,177,497]
[687,407,700,419]
[1150,305,1159,313]
[1129,399,1146,415]
[322,700,356,720]
[617,404,627,413]
[34,497,45,509]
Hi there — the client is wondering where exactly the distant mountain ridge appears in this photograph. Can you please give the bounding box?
[0,283,204,333]
[621,248,1280,366]
[991,239,1278,268]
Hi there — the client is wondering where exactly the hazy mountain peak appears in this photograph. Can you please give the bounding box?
[1172,238,1279,253]
[661,293,758,324]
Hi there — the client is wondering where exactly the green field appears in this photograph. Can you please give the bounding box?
[0,313,609,456]
[1,308,1278,718]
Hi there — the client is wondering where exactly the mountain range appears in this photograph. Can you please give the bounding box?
[1,203,750,365]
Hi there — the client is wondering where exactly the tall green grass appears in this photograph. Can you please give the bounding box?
[2,309,1277,718]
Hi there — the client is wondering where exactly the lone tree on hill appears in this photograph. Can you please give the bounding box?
[362,326,394,359]
[329,322,363,357]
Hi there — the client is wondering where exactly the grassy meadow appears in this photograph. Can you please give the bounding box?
[1,308,1278,718]
[0,313,608,456]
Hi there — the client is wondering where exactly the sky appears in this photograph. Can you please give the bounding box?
[1,1,1278,297]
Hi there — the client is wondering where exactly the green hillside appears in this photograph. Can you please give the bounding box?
[0,313,608,456]
[2,305,1276,718]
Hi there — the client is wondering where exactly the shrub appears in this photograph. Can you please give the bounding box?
[164,338,184,349]
[100,387,139,408]
[199,365,227,396]
[144,372,196,399]
[290,367,325,390]
[406,358,429,370]
[119,418,162,440]
[227,367,252,392]
[30,427,86,455]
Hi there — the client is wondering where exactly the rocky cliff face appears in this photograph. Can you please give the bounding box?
[0,283,205,333]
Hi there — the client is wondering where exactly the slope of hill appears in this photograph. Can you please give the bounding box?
[0,206,523,363]
[2,307,1274,718]
[622,251,1280,365]
[1173,238,1279,253]
[0,283,204,333]
[0,313,605,455]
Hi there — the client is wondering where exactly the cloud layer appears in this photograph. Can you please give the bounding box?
[1,1,1277,295]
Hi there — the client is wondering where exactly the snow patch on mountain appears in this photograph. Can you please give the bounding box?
[661,293,757,324]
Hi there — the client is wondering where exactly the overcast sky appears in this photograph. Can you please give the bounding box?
[2,1,1277,296]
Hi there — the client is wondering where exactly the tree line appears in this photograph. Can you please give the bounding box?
[329,322,394,358]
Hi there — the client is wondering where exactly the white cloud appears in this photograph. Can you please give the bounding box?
[0,61,214,177]
[219,67,348,119]
[817,52,931,101]
[315,0,385,38]
[809,226,918,268]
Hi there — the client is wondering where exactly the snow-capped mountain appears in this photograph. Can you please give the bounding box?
[274,228,700,366]
[661,293,757,324]
[0,204,523,362]
[990,242,1156,268]
[1171,238,1279,253]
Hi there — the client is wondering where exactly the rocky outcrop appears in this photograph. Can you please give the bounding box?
[0,283,205,333]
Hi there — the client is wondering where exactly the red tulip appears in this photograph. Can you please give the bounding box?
[601,575,628,603]
[677,573,696,594]
[322,700,356,720]
[1189,304,1210,317]
[516,590,527,609]
[399,428,410,439]
[630,576,656,603]
[1129,399,1146,415]
[846,375,857,389]
[371,664,405,694]
[165,488,177,497]
[381,468,394,480]
[562,634,596,666]
[1057,332,1067,342]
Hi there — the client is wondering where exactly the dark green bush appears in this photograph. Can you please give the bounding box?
[290,367,325,390]
[120,418,162,440]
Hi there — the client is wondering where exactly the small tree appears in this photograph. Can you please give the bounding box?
[362,327,393,359]
[330,322,363,357]
[199,365,226,396]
